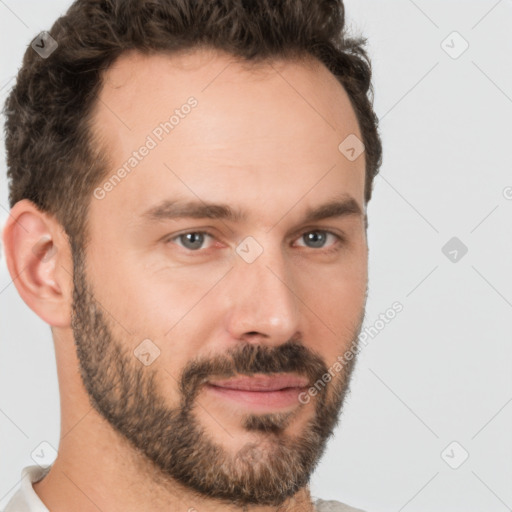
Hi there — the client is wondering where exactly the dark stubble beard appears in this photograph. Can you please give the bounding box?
[70,248,364,507]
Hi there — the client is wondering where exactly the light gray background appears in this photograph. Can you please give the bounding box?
[1,1,511,511]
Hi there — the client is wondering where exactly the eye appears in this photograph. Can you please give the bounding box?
[165,229,344,253]
[169,231,215,251]
[294,230,342,251]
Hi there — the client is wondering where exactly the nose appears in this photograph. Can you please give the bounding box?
[225,243,301,346]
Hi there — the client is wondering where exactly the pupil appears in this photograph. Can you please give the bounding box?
[183,232,203,249]
[306,231,325,248]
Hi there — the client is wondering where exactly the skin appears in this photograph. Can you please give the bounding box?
[3,48,368,512]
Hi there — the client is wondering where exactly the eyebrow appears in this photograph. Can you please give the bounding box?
[140,195,363,226]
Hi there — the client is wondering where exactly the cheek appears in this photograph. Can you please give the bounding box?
[102,261,232,374]
[301,253,367,359]
[323,281,366,337]
[88,237,224,333]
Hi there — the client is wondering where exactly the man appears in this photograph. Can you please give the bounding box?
[2,0,382,511]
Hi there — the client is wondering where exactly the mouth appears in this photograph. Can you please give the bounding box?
[204,374,310,410]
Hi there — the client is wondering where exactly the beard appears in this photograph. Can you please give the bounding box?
[69,248,364,507]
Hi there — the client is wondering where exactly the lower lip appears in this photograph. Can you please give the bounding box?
[205,384,308,410]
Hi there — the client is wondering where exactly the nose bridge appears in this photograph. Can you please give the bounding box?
[226,238,300,342]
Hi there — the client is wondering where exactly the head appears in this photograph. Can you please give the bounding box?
[2,0,382,507]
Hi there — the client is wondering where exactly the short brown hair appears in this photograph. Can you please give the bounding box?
[4,0,382,250]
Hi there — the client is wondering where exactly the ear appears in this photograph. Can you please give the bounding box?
[1,199,74,327]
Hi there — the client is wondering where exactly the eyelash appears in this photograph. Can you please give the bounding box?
[164,229,345,255]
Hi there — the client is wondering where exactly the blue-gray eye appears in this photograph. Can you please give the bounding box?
[167,229,341,253]
[302,231,328,248]
[177,232,210,250]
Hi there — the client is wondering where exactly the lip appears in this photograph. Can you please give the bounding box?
[207,374,309,391]
[204,374,310,410]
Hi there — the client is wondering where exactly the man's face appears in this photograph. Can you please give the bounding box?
[71,49,368,506]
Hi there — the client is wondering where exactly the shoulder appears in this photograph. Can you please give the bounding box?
[3,465,51,512]
[314,497,367,512]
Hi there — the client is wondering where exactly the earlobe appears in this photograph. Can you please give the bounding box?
[2,199,73,328]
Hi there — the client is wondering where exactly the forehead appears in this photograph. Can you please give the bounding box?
[89,48,365,224]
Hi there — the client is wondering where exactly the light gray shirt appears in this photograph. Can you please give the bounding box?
[3,465,365,512]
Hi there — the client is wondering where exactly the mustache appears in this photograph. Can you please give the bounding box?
[179,340,328,403]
